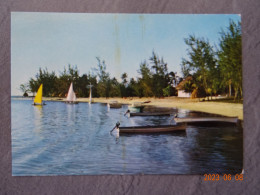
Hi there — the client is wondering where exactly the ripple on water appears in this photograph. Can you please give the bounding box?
[11,100,243,175]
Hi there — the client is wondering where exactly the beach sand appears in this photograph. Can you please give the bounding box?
[43,96,243,120]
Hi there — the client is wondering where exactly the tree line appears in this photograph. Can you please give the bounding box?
[20,20,242,100]
[181,20,242,100]
[20,53,178,98]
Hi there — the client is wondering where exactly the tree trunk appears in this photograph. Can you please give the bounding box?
[229,79,232,97]
[234,86,238,100]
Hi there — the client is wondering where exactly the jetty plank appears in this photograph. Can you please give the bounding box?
[129,112,173,117]
[174,117,238,124]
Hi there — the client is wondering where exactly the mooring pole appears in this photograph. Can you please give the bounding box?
[87,83,93,104]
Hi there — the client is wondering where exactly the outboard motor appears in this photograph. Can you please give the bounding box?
[110,122,120,134]
[124,109,130,116]
[116,121,120,128]
[170,113,178,124]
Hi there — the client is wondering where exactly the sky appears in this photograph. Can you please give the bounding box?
[11,12,241,95]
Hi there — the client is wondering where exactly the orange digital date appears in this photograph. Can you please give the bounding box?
[204,174,243,181]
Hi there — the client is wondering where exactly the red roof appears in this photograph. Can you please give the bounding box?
[176,76,192,90]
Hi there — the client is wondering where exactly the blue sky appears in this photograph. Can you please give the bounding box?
[11,12,240,95]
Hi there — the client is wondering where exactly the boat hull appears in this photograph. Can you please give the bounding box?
[32,103,46,106]
[174,117,238,124]
[128,106,145,113]
[119,124,186,133]
[108,103,122,108]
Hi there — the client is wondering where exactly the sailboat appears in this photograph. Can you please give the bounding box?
[66,83,78,104]
[33,84,46,106]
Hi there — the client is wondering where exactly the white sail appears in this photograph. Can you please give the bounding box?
[66,83,77,102]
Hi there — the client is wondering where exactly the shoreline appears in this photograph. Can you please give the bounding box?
[41,96,243,120]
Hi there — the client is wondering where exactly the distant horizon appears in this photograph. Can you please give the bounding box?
[11,13,241,95]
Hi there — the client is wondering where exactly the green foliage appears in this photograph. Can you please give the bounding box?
[180,19,242,99]
[19,83,30,96]
[129,78,143,98]
[138,61,153,97]
[23,19,241,100]
[28,78,38,96]
[23,21,242,98]
[168,71,178,87]
[163,85,173,97]
[134,51,173,98]
[181,59,191,78]
[218,20,242,99]
[55,65,80,97]
[93,57,111,98]
[24,51,180,98]
[88,74,98,97]
[183,80,195,93]
[126,78,137,97]
[119,73,128,97]
[149,51,169,97]
[181,35,217,96]
[121,73,128,86]
[109,77,121,97]
[26,65,98,98]
[30,67,57,97]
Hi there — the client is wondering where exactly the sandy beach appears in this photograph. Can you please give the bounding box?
[43,96,243,120]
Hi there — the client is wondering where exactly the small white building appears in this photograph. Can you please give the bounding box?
[177,90,191,98]
[176,76,192,98]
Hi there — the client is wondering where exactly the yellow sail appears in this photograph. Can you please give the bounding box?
[34,84,43,104]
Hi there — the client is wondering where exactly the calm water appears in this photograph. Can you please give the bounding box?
[11,98,243,176]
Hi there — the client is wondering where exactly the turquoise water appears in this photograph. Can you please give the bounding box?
[11,99,243,175]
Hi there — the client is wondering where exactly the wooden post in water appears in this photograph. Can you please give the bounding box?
[87,83,93,104]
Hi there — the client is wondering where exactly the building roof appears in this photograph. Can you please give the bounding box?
[175,76,193,90]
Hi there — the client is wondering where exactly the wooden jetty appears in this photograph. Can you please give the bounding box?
[129,111,173,117]
[174,117,238,124]
[119,123,186,133]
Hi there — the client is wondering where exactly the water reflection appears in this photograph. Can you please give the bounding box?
[66,103,77,126]
[184,125,243,174]
[33,105,43,134]
[11,99,243,175]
